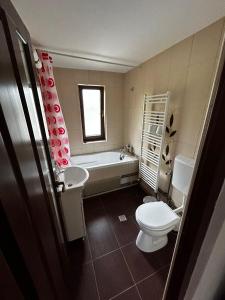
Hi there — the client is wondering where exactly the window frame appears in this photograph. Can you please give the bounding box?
[78,85,105,143]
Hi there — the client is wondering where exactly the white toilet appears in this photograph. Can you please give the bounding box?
[136,155,195,252]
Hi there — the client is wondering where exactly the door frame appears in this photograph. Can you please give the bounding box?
[0,0,67,259]
[0,0,69,298]
[164,31,225,299]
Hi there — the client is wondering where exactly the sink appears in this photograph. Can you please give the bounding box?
[61,166,89,190]
[58,166,89,241]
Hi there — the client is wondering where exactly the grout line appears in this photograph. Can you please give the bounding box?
[97,192,143,299]
[108,285,136,300]
[90,199,138,300]
[135,285,142,300]
[92,240,135,262]
[101,199,120,249]
[85,233,101,300]
[135,264,170,299]
[87,198,120,261]
[85,194,140,299]
[91,261,101,300]
[135,264,170,286]
[93,247,120,261]
[120,246,143,300]
[107,209,143,300]
[84,190,173,300]
[120,240,135,249]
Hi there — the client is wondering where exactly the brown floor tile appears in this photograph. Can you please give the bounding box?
[70,187,176,300]
[102,193,129,219]
[154,242,175,268]
[67,238,91,267]
[94,250,133,300]
[122,242,162,282]
[111,215,139,247]
[71,263,99,300]
[113,286,141,300]
[86,208,119,259]
[137,267,169,300]
[84,195,104,213]
[102,186,143,219]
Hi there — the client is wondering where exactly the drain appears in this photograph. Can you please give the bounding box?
[118,215,127,222]
[67,183,73,187]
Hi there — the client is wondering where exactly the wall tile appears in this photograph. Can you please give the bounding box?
[54,18,224,206]
[190,18,224,66]
[170,36,193,74]
[54,68,124,155]
[123,18,224,202]
[183,58,217,108]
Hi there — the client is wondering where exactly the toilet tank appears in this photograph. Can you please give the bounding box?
[172,155,195,195]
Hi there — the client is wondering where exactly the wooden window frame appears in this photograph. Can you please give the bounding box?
[78,85,105,143]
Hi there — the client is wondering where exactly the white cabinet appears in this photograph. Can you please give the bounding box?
[57,166,89,241]
[60,187,86,241]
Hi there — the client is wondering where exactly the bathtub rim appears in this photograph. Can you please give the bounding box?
[70,150,139,171]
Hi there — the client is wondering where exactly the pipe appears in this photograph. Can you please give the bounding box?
[34,46,136,68]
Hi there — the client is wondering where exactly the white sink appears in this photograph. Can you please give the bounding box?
[60,166,89,190]
[59,166,89,241]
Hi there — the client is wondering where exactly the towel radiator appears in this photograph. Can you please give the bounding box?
[140,92,170,193]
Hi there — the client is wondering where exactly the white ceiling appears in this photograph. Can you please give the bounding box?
[12,0,225,73]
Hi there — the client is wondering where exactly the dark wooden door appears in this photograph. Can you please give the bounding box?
[0,1,69,299]
[0,248,24,300]
[0,124,54,299]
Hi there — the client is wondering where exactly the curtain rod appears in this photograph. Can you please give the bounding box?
[34,46,136,68]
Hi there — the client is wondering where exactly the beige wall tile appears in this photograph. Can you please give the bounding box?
[54,68,124,155]
[183,58,217,108]
[170,36,193,74]
[175,141,196,158]
[152,50,172,94]
[168,70,188,110]
[190,18,224,66]
[53,18,224,206]
[123,17,224,205]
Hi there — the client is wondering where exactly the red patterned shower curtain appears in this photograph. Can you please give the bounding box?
[37,51,71,167]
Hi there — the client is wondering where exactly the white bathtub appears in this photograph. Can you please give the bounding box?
[70,150,139,197]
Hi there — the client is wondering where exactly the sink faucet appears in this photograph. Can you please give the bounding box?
[52,161,64,181]
[55,164,64,175]
[52,162,65,192]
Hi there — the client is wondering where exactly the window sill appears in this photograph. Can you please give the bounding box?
[82,139,107,145]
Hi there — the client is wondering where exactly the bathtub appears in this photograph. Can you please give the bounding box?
[70,150,139,197]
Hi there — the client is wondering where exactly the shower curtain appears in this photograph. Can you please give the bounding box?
[36,50,71,167]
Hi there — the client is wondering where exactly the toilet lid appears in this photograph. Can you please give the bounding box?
[136,201,179,230]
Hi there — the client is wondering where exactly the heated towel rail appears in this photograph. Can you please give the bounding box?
[140,92,170,193]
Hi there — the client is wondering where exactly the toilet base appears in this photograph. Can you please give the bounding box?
[136,230,168,253]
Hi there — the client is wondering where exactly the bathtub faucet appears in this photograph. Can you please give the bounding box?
[120,148,125,160]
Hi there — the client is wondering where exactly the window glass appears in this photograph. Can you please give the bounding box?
[78,85,105,142]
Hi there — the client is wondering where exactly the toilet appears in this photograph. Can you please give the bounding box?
[136,155,195,252]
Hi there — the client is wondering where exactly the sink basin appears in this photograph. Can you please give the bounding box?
[59,166,89,241]
[61,166,89,190]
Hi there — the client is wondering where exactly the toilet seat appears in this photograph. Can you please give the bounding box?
[136,201,179,230]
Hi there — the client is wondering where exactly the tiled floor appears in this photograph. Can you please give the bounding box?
[68,186,177,300]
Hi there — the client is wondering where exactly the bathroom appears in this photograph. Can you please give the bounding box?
[1,1,225,300]
[51,18,224,298]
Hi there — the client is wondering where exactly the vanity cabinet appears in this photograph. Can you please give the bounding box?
[59,187,86,241]
[57,166,89,241]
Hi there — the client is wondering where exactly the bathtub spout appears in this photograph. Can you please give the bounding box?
[120,153,125,160]
[120,148,125,160]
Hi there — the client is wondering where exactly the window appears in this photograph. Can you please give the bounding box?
[78,85,105,142]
